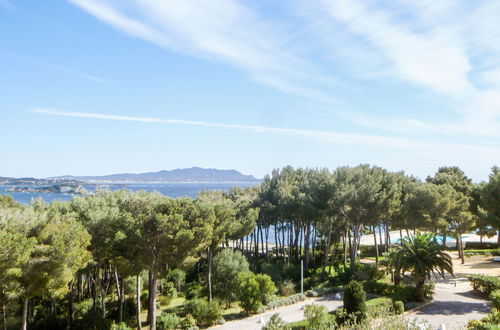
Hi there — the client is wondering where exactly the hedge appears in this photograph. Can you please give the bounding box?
[259,293,307,312]
[468,275,500,295]
[465,242,500,250]
[366,297,393,319]
[490,290,500,309]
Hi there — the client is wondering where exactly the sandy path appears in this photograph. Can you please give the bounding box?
[212,294,343,330]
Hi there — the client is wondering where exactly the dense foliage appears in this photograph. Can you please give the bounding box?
[1,164,499,329]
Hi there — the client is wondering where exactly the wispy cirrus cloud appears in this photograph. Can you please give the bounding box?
[0,49,108,83]
[295,0,500,137]
[32,108,500,159]
[66,0,500,139]
[67,0,337,103]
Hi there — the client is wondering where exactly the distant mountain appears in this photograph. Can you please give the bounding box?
[49,167,261,183]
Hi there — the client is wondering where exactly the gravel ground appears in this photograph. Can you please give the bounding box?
[212,294,343,330]
[405,276,491,330]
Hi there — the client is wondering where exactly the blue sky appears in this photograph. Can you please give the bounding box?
[1,0,500,181]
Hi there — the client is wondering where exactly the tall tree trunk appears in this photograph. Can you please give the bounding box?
[148,271,158,330]
[68,281,74,329]
[322,223,333,277]
[378,225,383,251]
[372,224,379,266]
[350,224,362,273]
[207,247,213,302]
[119,276,125,323]
[136,274,142,330]
[147,271,152,322]
[342,231,347,266]
[21,298,29,330]
[459,234,465,264]
[311,224,317,265]
[2,297,6,330]
[114,270,123,323]
[304,221,311,273]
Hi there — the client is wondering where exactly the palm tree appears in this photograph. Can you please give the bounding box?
[392,232,453,301]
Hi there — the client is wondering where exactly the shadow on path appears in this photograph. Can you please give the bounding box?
[415,300,490,316]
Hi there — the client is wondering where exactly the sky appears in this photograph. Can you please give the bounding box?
[1,0,500,182]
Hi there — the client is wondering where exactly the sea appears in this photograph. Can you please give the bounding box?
[0,182,260,205]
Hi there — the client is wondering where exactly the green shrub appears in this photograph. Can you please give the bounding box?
[467,309,500,330]
[492,248,500,256]
[357,264,385,282]
[393,300,404,315]
[186,299,222,328]
[279,279,296,296]
[262,293,307,312]
[213,248,250,304]
[263,313,289,330]
[389,285,418,303]
[363,281,391,295]
[343,280,367,322]
[73,309,113,330]
[304,304,336,329]
[366,297,393,319]
[111,322,134,330]
[162,281,178,298]
[186,282,204,300]
[169,269,186,291]
[465,242,499,249]
[490,290,500,309]
[181,314,197,329]
[156,312,181,330]
[73,298,94,318]
[469,275,500,295]
[238,272,277,314]
[158,295,173,307]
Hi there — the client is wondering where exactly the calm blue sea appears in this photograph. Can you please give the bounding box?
[0,182,259,205]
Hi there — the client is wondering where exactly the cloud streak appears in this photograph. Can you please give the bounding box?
[32,108,500,156]
[66,0,337,103]
[0,49,108,83]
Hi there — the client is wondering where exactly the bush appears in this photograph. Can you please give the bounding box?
[469,275,500,295]
[238,272,277,314]
[263,313,289,330]
[108,297,137,322]
[490,290,500,309]
[156,312,181,330]
[162,281,178,298]
[492,248,500,256]
[354,264,385,282]
[169,269,186,291]
[393,300,404,315]
[389,285,418,304]
[186,282,204,300]
[279,279,296,296]
[181,314,197,329]
[263,293,307,311]
[186,299,222,328]
[465,242,499,249]
[366,297,393,319]
[111,322,133,330]
[73,309,113,330]
[213,248,250,304]
[304,304,336,329]
[363,281,391,295]
[343,280,367,322]
[158,295,173,307]
[467,309,500,330]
